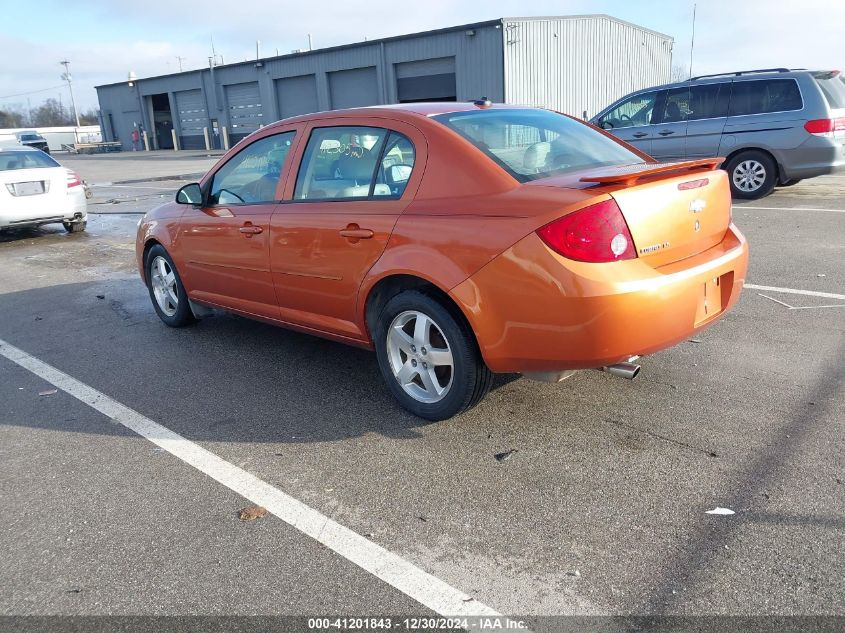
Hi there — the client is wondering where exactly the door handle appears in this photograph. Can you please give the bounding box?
[339,225,374,240]
[658,130,675,136]
[632,132,648,138]
[239,223,263,237]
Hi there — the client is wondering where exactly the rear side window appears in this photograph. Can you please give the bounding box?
[294,126,391,200]
[728,79,803,116]
[688,83,730,120]
[434,109,643,182]
[813,72,845,109]
[0,151,59,171]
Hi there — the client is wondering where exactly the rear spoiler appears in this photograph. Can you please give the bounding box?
[580,158,724,186]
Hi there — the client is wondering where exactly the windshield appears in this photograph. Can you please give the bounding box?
[433,109,644,182]
[20,134,41,141]
[0,151,60,171]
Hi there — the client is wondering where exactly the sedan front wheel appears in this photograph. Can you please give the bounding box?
[145,244,196,327]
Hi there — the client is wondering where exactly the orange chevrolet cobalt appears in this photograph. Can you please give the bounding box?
[136,102,749,420]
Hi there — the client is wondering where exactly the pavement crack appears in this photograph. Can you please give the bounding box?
[604,418,719,458]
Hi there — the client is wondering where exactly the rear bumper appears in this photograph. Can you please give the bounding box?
[0,190,87,228]
[450,224,749,373]
[776,137,845,181]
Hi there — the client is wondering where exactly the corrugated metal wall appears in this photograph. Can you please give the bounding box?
[502,16,672,118]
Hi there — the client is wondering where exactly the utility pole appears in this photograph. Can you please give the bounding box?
[59,59,81,127]
[689,3,697,80]
[176,56,186,72]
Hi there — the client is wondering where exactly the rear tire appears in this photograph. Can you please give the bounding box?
[63,220,86,233]
[374,290,492,421]
[725,150,776,199]
[145,244,196,328]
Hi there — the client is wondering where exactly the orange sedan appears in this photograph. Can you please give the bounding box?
[136,102,748,420]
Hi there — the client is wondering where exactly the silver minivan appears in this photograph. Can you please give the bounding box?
[591,69,845,199]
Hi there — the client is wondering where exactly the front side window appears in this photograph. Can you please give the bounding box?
[434,109,643,182]
[729,79,803,116]
[208,131,295,205]
[294,126,388,200]
[0,151,59,171]
[598,92,657,129]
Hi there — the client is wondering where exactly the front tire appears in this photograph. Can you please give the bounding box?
[725,150,776,199]
[374,290,492,421]
[145,245,195,327]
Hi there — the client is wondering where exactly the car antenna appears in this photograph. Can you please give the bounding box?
[472,97,493,108]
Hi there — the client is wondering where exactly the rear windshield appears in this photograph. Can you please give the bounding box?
[812,71,845,109]
[433,109,643,182]
[0,151,60,171]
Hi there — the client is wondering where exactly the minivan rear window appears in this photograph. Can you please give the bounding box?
[0,151,59,171]
[728,79,803,116]
[812,72,845,109]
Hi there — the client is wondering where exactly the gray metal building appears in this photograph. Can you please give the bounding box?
[96,15,672,151]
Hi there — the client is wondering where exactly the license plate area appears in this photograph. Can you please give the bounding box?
[12,181,46,196]
[694,272,733,326]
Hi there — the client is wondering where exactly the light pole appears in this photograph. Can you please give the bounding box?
[59,60,81,127]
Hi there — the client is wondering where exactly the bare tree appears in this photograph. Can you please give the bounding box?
[670,63,690,82]
[29,98,74,127]
[0,109,25,128]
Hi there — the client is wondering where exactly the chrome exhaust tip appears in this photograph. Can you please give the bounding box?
[601,362,641,380]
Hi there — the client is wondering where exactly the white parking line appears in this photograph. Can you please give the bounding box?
[0,337,504,619]
[734,206,845,213]
[744,284,845,301]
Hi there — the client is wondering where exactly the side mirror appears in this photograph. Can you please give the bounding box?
[176,183,203,205]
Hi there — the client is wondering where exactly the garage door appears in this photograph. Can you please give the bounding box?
[395,57,457,103]
[226,82,263,143]
[276,75,319,119]
[175,89,207,150]
[328,67,379,109]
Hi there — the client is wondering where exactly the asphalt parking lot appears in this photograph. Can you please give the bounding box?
[1,152,843,629]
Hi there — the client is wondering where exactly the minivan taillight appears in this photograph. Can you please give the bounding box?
[66,169,82,188]
[804,118,845,136]
[536,199,637,263]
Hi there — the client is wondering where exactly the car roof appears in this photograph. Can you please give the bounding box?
[0,146,42,152]
[263,102,537,130]
[626,68,835,95]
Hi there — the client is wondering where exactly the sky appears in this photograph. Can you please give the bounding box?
[0,0,842,113]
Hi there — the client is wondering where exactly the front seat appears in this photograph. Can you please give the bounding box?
[665,102,682,122]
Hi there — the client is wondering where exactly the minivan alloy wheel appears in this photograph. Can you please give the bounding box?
[732,159,767,192]
[150,255,179,317]
[386,310,454,403]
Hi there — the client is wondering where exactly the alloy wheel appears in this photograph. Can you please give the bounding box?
[386,310,454,404]
[150,255,178,317]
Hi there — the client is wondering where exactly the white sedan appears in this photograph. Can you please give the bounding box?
[0,147,87,233]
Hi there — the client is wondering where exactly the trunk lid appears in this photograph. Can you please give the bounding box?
[529,159,733,267]
[599,163,732,267]
[0,166,67,222]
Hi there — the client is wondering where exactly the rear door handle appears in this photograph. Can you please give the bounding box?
[239,223,263,236]
[632,132,648,138]
[658,130,675,136]
[339,225,374,240]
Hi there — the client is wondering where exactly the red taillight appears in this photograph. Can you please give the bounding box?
[804,118,845,136]
[66,169,82,188]
[536,198,637,263]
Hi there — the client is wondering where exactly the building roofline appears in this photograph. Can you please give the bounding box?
[95,14,672,90]
[95,18,504,89]
[502,14,673,42]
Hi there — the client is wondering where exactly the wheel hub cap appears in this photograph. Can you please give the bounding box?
[386,310,454,404]
[733,160,766,192]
